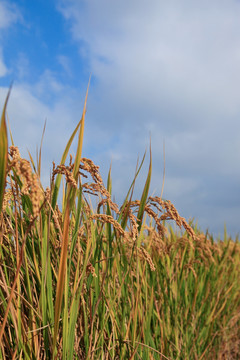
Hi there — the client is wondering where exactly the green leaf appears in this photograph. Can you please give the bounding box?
[137,143,152,231]
[0,87,11,213]
[73,78,90,181]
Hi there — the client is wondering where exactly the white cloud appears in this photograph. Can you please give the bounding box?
[57,0,240,236]
[33,69,65,99]
[0,1,20,30]
[57,55,73,77]
[0,48,7,76]
[15,52,30,80]
[58,1,240,113]
[0,1,22,77]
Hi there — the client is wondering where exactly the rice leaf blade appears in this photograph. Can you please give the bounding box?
[137,144,152,230]
[0,88,11,213]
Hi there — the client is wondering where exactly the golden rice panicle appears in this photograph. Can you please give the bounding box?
[119,201,139,241]
[81,157,103,186]
[164,200,197,240]
[143,225,167,253]
[52,163,77,188]
[44,186,51,203]
[30,173,44,218]
[90,213,126,237]
[2,188,12,212]
[128,210,139,242]
[86,262,97,278]
[149,196,166,211]
[143,203,166,239]
[139,246,156,271]
[8,146,44,218]
[81,157,119,214]
[8,146,21,172]
[51,205,63,236]
[163,199,183,227]
[97,198,119,215]
[149,196,197,240]
[181,217,197,240]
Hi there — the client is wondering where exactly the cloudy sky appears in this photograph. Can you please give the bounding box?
[0,0,240,238]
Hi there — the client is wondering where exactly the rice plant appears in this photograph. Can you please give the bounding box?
[0,88,239,359]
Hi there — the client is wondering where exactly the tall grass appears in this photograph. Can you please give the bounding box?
[0,88,240,359]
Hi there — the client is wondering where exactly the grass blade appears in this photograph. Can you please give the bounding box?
[137,143,152,231]
[73,79,90,182]
[53,203,70,358]
[0,87,11,213]
[37,119,47,178]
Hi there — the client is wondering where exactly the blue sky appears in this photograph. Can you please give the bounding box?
[0,0,240,238]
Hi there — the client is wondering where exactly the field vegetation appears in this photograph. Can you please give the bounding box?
[0,88,240,359]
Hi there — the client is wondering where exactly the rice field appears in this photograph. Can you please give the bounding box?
[0,88,240,359]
